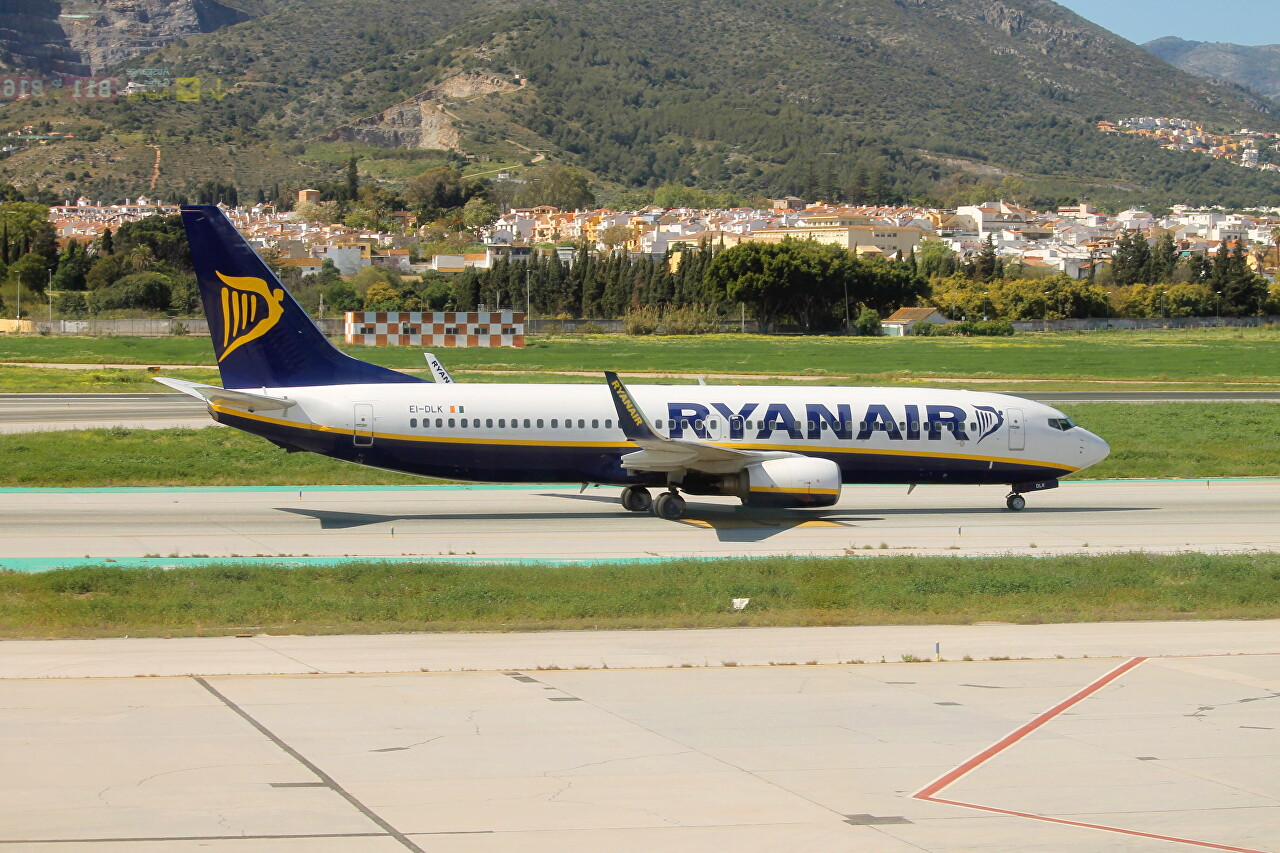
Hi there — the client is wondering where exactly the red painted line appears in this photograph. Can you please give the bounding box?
[913,656,1272,853]
[914,656,1147,799]
[925,798,1269,853]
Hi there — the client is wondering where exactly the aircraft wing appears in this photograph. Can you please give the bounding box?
[153,376,297,412]
[604,371,790,474]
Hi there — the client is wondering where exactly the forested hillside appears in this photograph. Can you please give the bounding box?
[3,0,1280,208]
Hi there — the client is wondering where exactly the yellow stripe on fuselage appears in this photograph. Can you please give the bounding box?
[208,404,1077,473]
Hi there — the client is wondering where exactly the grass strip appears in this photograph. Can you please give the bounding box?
[0,403,1276,485]
[6,329,1280,382]
[0,426,430,487]
[3,552,1278,639]
[9,363,1280,393]
[0,365,223,392]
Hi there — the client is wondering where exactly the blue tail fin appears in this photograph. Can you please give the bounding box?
[181,204,423,389]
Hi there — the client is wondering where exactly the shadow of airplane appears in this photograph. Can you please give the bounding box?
[278,494,1153,545]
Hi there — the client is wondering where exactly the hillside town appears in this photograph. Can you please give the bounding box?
[44,193,1280,282]
[1099,116,1280,172]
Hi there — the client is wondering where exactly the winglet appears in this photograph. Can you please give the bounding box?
[424,352,454,383]
[605,371,662,443]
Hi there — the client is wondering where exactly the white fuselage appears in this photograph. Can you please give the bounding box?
[207,382,1109,487]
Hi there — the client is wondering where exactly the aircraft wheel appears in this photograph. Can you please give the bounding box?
[653,491,686,520]
[1006,493,1026,511]
[620,486,652,513]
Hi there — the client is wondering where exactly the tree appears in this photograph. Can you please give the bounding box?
[88,272,173,311]
[914,238,957,279]
[968,235,1000,283]
[705,241,792,332]
[598,224,632,251]
[345,156,360,202]
[406,166,468,211]
[0,202,56,265]
[320,281,362,313]
[51,241,92,291]
[7,253,49,295]
[513,164,595,211]
[462,198,499,236]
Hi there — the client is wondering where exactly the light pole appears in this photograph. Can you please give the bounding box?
[1160,290,1167,324]
[47,269,54,329]
[1215,290,1222,325]
[1043,289,1051,332]
[982,290,989,322]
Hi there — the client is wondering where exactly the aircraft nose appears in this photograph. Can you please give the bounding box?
[1080,430,1110,470]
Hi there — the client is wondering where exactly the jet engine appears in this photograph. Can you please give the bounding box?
[741,457,842,508]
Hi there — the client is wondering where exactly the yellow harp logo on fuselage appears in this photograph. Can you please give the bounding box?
[215,271,286,362]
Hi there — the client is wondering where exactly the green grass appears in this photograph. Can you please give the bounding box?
[4,552,1278,638]
[0,403,1274,485]
[1064,403,1280,480]
[0,366,223,392]
[0,427,428,487]
[6,328,1280,383]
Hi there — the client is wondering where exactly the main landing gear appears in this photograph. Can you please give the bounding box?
[619,486,686,520]
[620,485,652,513]
[1005,493,1026,512]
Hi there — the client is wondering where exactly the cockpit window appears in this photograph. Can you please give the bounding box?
[1048,417,1077,431]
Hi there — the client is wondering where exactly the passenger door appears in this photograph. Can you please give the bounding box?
[353,403,374,447]
[1007,407,1024,451]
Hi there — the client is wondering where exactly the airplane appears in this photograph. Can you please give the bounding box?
[157,204,1110,520]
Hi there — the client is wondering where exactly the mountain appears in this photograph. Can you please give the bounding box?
[4,0,1280,209]
[1145,36,1280,103]
[0,0,251,76]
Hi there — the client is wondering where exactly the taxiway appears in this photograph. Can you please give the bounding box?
[2,478,1278,567]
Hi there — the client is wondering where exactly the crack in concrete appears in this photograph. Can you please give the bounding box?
[371,735,444,753]
[542,750,695,776]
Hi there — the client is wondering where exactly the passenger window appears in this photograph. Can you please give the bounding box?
[523,419,530,428]
[591,419,599,429]
[536,419,544,428]
[551,419,558,428]
[681,419,689,429]
[486,419,493,428]
[448,418,455,428]
[578,419,585,429]
[498,419,505,428]
[410,418,417,428]
[606,419,613,428]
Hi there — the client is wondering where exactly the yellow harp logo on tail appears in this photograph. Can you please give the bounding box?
[215,271,286,362]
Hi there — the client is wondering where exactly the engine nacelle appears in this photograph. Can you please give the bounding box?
[742,457,842,508]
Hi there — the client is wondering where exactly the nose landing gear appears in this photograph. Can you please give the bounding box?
[1005,479,1058,511]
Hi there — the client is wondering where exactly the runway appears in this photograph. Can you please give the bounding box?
[2,478,1279,567]
[2,389,1279,434]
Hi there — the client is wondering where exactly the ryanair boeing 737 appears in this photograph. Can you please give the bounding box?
[158,205,1109,519]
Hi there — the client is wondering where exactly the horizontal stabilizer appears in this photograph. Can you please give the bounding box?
[153,376,296,411]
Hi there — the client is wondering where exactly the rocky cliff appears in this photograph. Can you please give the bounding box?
[0,0,249,77]
[0,0,90,75]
